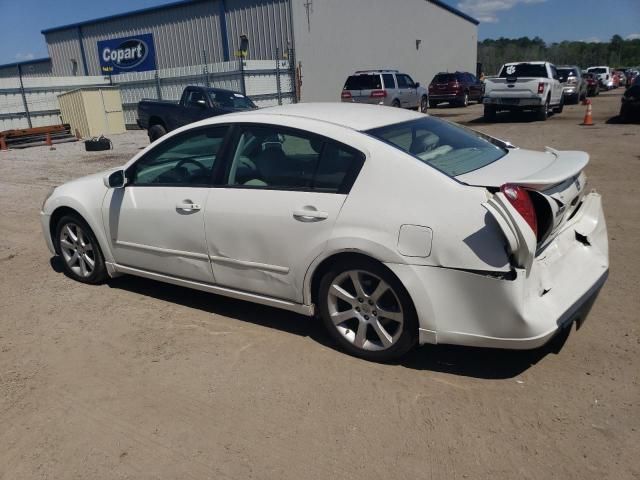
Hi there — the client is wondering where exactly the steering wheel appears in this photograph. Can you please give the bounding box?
[175,158,207,178]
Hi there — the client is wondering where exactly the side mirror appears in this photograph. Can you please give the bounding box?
[196,99,207,107]
[414,82,420,89]
[104,169,126,189]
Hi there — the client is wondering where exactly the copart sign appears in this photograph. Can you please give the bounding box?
[98,33,156,74]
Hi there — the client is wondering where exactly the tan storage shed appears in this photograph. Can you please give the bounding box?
[58,86,125,138]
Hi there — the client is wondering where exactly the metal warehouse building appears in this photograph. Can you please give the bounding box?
[1,0,477,103]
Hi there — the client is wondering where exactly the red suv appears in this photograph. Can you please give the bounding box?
[428,72,483,108]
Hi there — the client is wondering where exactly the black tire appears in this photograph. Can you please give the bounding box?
[148,124,167,143]
[537,97,550,121]
[461,92,469,107]
[420,95,428,113]
[483,104,497,121]
[54,214,107,284]
[429,100,438,109]
[317,258,418,362]
[391,99,401,108]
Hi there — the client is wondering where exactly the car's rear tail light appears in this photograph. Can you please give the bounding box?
[501,184,538,237]
[341,91,352,99]
[370,89,387,98]
[537,82,545,94]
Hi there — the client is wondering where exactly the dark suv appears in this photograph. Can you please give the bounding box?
[428,72,483,108]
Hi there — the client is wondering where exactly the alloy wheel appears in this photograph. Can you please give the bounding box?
[59,223,96,278]
[327,270,404,351]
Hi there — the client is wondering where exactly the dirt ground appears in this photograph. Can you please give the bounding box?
[1,90,638,480]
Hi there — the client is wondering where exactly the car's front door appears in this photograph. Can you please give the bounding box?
[204,124,365,302]
[397,74,418,108]
[103,125,230,283]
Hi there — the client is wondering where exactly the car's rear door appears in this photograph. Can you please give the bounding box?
[103,125,230,283]
[203,123,365,302]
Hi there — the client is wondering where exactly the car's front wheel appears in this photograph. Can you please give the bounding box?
[55,215,107,284]
[420,95,428,113]
[318,259,417,362]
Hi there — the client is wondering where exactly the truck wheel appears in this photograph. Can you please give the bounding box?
[536,97,550,121]
[483,105,496,121]
[148,124,167,143]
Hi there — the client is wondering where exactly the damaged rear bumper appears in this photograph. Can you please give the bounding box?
[388,191,609,349]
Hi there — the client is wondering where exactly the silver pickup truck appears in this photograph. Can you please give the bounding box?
[483,62,564,121]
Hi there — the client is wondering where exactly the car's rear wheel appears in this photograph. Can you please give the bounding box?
[420,95,428,113]
[391,99,401,108]
[318,259,417,362]
[148,124,167,143]
[537,97,550,121]
[55,215,107,284]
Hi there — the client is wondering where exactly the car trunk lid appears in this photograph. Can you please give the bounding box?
[461,148,590,273]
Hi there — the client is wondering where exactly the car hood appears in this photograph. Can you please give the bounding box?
[456,147,588,190]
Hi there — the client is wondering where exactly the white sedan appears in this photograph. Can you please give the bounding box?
[41,103,609,362]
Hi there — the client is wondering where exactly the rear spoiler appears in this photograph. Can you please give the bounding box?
[515,148,589,189]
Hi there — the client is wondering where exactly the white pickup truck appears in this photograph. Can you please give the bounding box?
[483,61,564,121]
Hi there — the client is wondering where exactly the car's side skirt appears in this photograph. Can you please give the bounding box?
[108,262,315,317]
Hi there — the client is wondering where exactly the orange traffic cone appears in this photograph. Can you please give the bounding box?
[0,136,7,151]
[46,132,56,150]
[581,99,594,126]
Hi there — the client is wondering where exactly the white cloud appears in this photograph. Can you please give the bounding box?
[457,0,546,23]
[581,37,603,43]
[626,33,640,40]
[15,52,35,61]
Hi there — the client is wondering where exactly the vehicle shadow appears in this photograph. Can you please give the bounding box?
[99,269,564,380]
[606,115,639,124]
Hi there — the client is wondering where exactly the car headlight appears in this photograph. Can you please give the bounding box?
[41,186,56,211]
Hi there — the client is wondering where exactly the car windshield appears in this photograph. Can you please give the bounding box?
[588,68,607,74]
[344,74,382,90]
[208,90,256,109]
[499,63,547,78]
[366,117,507,177]
[557,68,577,81]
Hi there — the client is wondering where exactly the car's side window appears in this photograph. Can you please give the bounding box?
[226,126,320,189]
[314,141,365,193]
[396,75,410,88]
[129,126,228,186]
[225,125,365,193]
[382,74,396,89]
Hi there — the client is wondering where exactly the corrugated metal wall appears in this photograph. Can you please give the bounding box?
[0,60,52,79]
[78,1,225,75]
[47,29,85,76]
[44,0,292,76]
[225,0,292,59]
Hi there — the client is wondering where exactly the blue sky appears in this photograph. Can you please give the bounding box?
[0,0,639,65]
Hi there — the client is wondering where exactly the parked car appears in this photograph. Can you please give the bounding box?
[583,72,600,97]
[40,103,609,361]
[557,66,587,104]
[483,61,564,121]
[137,86,257,142]
[427,71,483,108]
[341,69,428,112]
[620,75,640,122]
[586,66,613,90]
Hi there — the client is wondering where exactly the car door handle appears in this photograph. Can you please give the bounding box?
[176,201,201,212]
[293,209,329,221]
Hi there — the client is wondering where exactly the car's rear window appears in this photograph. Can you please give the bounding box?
[433,73,456,83]
[557,68,578,81]
[343,74,382,91]
[499,63,548,78]
[588,67,607,74]
[366,117,506,177]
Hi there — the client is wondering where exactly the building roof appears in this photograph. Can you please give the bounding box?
[42,0,209,34]
[428,0,479,25]
[41,0,478,35]
[0,57,51,70]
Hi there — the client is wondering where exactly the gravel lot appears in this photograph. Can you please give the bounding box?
[1,90,638,479]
